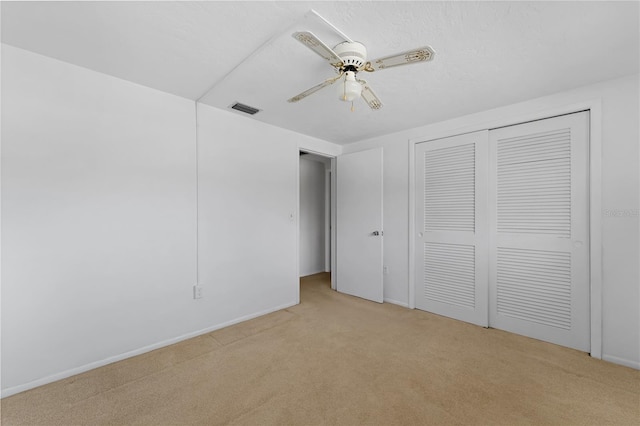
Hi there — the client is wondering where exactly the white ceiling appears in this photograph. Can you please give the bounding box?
[2,1,638,144]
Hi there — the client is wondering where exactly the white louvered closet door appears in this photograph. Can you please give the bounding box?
[488,112,589,351]
[415,131,489,327]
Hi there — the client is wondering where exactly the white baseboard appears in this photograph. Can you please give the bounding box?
[602,354,640,370]
[384,298,409,308]
[1,301,298,398]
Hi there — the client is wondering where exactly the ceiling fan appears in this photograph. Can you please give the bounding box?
[287,31,435,111]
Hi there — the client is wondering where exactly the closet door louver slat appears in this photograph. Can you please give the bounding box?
[497,129,571,237]
[424,243,475,309]
[424,143,475,232]
[496,247,571,330]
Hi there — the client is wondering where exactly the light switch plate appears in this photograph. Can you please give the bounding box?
[193,285,203,299]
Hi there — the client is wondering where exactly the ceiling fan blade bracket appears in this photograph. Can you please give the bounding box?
[360,62,376,72]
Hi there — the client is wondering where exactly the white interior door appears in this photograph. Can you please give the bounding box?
[415,131,489,326]
[336,148,383,303]
[488,111,590,351]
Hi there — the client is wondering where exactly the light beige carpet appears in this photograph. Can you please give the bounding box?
[2,272,639,425]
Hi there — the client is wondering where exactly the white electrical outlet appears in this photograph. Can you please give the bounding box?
[193,285,203,299]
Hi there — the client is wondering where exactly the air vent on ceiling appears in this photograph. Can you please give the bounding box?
[230,102,260,115]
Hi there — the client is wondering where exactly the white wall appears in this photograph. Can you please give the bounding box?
[299,156,326,276]
[196,104,301,320]
[1,44,197,393]
[344,73,640,369]
[1,45,341,396]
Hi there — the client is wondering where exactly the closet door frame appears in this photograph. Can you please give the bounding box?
[408,99,603,359]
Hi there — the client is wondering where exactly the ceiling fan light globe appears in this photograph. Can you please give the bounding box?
[338,71,362,102]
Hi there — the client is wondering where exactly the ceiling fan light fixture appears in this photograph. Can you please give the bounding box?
[289,30,434,111]
[338,71,362,102]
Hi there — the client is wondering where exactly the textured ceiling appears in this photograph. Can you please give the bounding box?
[2,1,639,144]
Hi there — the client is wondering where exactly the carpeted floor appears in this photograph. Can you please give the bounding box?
[2,272,639,425]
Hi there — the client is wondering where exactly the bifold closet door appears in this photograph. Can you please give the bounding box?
[415,131,489,327]
[488,112,589,351]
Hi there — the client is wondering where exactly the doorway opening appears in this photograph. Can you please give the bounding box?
[299,151,335,291]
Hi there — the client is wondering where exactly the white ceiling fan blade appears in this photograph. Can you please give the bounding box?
[288,73,344,103]
[292,31,343,67]
[359,81,383,110]
[364,45,435,72]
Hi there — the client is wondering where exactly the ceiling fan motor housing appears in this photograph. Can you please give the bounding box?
[333,41,368,69]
